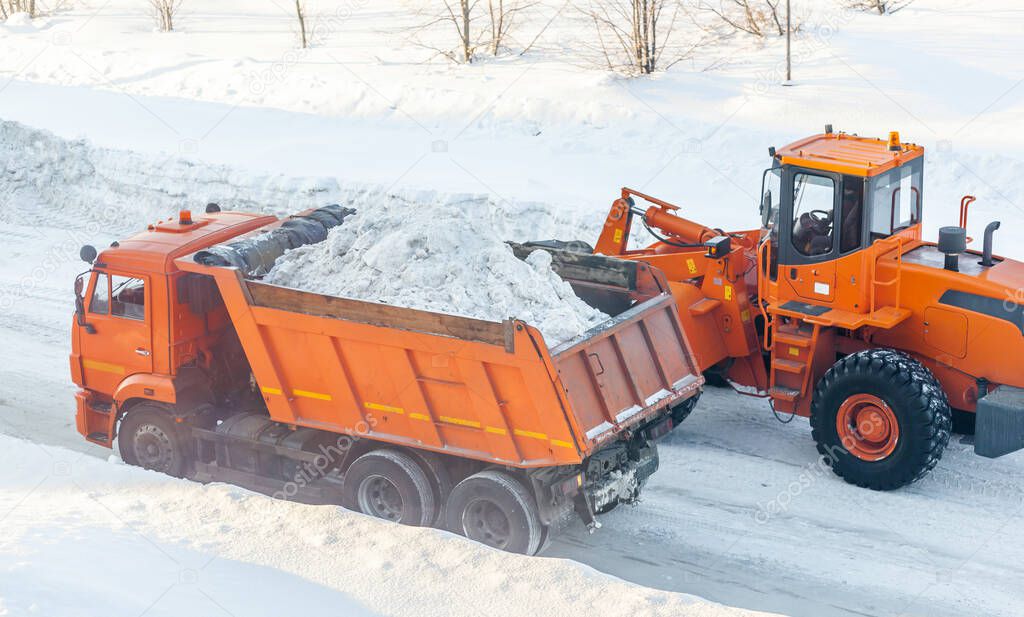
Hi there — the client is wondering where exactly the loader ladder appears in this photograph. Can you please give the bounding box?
[767,318,824,415]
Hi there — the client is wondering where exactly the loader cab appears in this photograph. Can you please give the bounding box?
[760,131,924,311]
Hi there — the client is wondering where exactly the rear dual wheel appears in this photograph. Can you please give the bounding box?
[341,449,437,527]
[811,349,951,490]
[344,454,547,555]
[445,470,544,555]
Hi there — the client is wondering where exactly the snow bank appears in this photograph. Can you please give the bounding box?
[0,434,778,617]
[264,203,609,345]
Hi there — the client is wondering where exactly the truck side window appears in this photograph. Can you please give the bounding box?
[791,173,835,257]
[110,276,146,321]
[89,274,110,315]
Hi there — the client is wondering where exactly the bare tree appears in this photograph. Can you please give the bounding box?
[295,0,309,48]
[581,0,694,75]
[149,0,182,32]
[842,0,913,14]
[486,0,537,55]
[696,0,786,37]
[2,0,39,18]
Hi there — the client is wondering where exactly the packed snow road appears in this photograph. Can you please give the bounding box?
[0,122,1021,617]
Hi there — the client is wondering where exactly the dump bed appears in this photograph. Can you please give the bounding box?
[177,240,701,468]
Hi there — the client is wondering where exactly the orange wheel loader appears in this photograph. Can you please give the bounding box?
[70,204,703,554]
[593,127,1024,490]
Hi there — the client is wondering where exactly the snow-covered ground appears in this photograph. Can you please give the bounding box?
[2,1,1024,616]
[0,434,780,617]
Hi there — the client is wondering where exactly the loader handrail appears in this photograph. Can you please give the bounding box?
[869,236,904,313]
[756,235,774,351]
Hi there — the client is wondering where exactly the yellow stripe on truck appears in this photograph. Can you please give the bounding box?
[293,389,333,401]
[439,415,481,428]
[514,428,548,441]
[82,359,125,375]
[261,386,283,395]
[364,401,403,414]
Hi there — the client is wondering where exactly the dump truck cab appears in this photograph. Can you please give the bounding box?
[71,208,276,446]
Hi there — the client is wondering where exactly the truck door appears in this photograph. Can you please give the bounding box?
[78,271,154,394]
[780,168,840,304]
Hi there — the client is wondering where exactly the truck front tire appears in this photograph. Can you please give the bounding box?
[811,349,951,490]
[445,470,543,555]
[118,403,191,478]
[342,449,436,527]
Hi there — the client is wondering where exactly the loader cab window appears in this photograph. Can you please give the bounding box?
[868,159,923,240]
[791,173,835,257]
[840,177,864,253]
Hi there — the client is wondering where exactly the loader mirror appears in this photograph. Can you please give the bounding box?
[761,191,773,227]
[74,276,84,296]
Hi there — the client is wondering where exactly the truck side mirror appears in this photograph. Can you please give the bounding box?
[74,274,95,333]
[761,191,773,227]
[80,245,97,264]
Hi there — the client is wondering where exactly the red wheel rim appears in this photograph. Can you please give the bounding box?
[836,394,900,462]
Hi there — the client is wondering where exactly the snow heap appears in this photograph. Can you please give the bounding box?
[263,201,610,345]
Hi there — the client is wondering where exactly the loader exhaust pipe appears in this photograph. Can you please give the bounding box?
[981,221,1001,267]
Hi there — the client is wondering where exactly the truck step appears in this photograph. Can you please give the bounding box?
[771,359,806,374]
[89,401,112,414]
[86,432,109,444]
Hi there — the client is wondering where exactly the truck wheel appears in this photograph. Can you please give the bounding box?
[342,449,435,527]
[445,470,543,555]
[670,392,701,424]
[810,349,951,490]
[407,451,454,527]
[118,403,191,478]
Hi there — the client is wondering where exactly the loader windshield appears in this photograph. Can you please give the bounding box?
[868,158,923,240]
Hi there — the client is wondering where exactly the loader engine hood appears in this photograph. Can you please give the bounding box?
[903,244,1024,327]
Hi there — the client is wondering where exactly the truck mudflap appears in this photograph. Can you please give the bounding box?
[574,440,659,528]
[975,385,1024,458]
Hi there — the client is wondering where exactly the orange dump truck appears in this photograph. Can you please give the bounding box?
[71,205,702,554]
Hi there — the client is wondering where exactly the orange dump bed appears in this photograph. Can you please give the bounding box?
[177,244,701,468]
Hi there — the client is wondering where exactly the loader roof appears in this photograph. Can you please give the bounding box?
[95,210,277,274]
[776,132,924,177]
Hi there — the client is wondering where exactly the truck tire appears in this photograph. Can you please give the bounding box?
[118,403,191,478]
[407,451,454,527]
[810,349,951,490]
[342,449,436,527]
[445,470,544,555]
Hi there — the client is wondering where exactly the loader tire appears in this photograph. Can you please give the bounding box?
[342,449,436,527]
[118,403,191,478]
[446,470,544,555]
[810,349,951,491]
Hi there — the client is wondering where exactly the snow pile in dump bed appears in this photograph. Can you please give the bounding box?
[263,202,610,345]
[0,434,780,617]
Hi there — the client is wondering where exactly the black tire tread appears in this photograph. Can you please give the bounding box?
[810,348,951,490]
